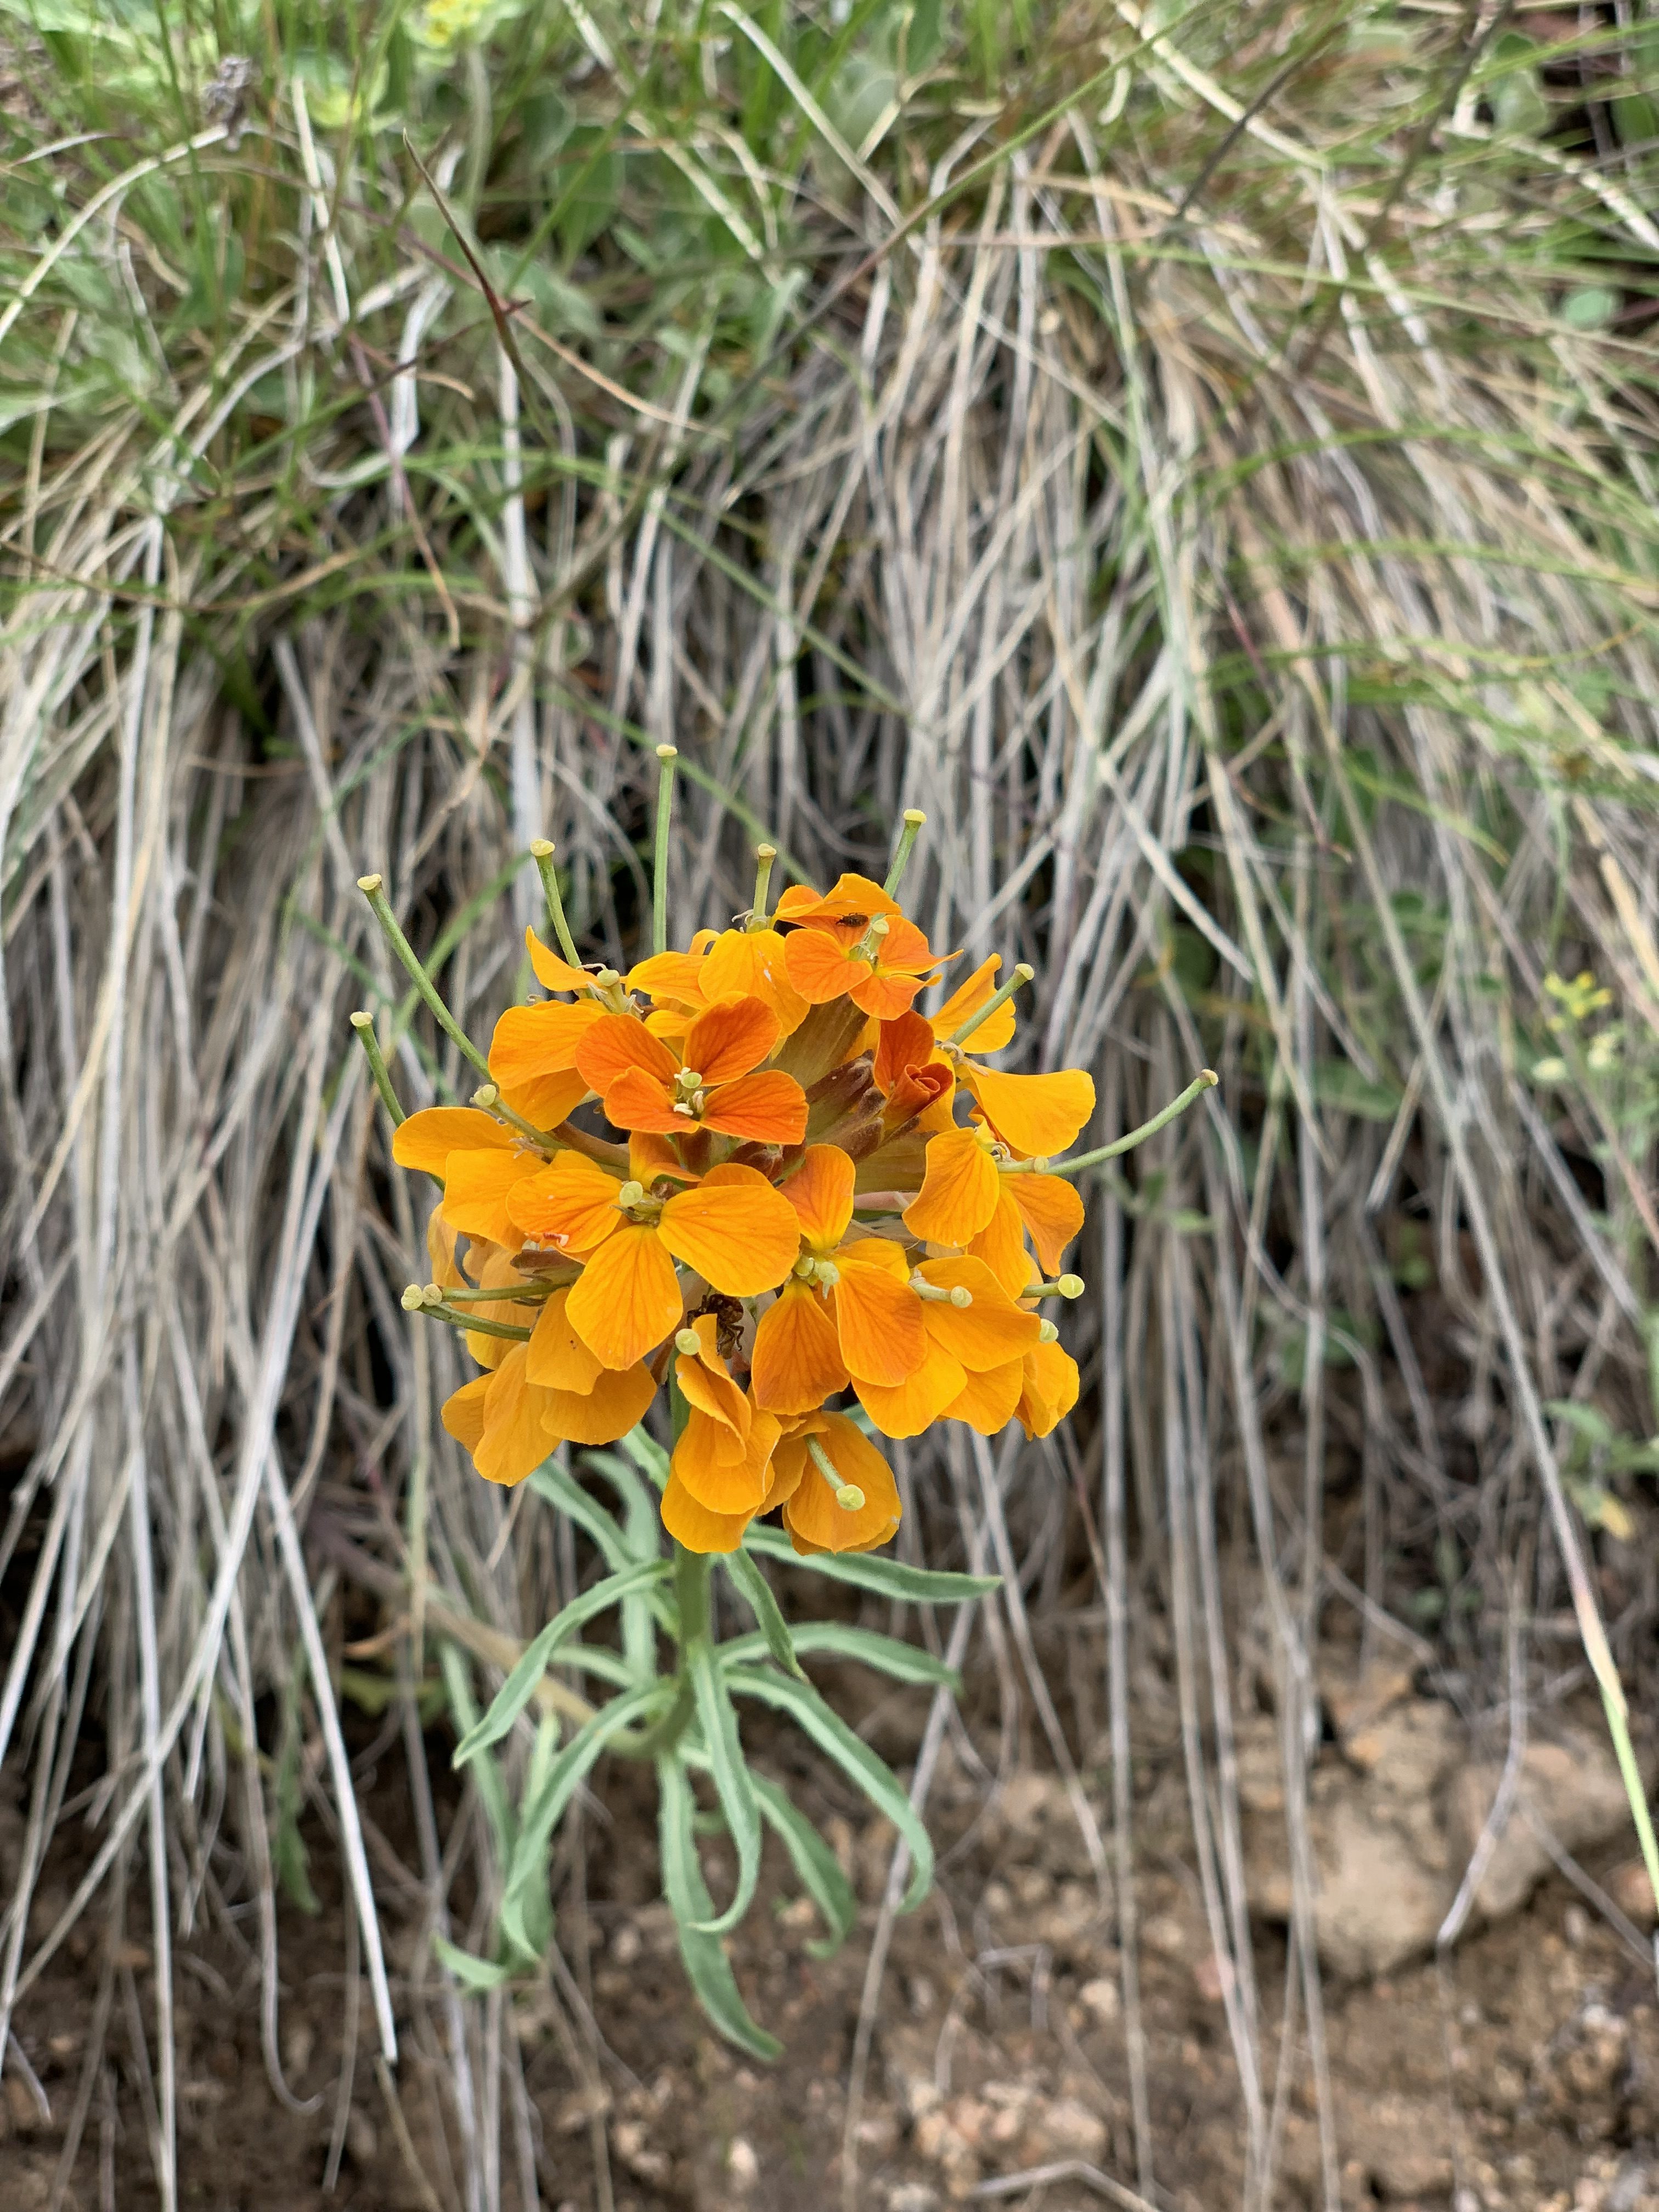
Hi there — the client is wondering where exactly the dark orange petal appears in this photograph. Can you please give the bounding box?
[783,926,864,1005]
[930,956,1014,1051]
[963,1066,1096,1159]
[1017,1340,1080,1438]
[489,1000,609,1089]
[872,1011,936,1097]
[441,1374,490,1454]
[853,1339,967,1438]
[672,1407,779,1516]
[661,1472,755,1554]
[505,1151,622,1254]
[780,1144,854,1251]
[567,1223,682,1370]
[941,1357,1024,1436]
[701,1070,808,1145]
[876,913,938,974]
[630,1130,698,1186]
[751,1282,849,1414]
[393,1107,514,1177]
[575,1012,679,1097]
[601,1064,682,1134]
[542,1359,657,1447]
[797,873,902,924]
[526,1286,604,1394]
[700,928,808,1034]
[966,1187,1036,1299]
[683,994,780,1085]
[441,1148,545,1249]
[658,1169,800,1295]
[771,883,825,923]
[916,1255,1043,1370]
[473,1347,552,1487]
[779,1413,901,1556]
[831,1259,925,1386]
[1009,1172,1085,1275]
[849,966,928,1021]
[901,1124,1000,1246]
[526,928,595,996]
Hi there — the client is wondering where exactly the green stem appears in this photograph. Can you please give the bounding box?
[471,1083,554,1148]
[674,1542,712,1644]
[748,843,778,931]
[529,839,584,970]
[884,808,927,898]
[948,962,1034,1047]
[1052,1069,1219,1178]
[652,744,678,958]
[358,874,492,1081]
[348,1011,405,1125]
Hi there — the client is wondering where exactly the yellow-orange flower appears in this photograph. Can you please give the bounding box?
[770,1412,902,1556]
[505,1153,800,1369]
[776,873,945,1020]
[574,996,806,1145]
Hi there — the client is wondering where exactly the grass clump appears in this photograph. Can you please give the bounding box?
[3,1,1659,2206]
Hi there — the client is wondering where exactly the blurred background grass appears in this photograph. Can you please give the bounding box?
[3,0,1659,2204]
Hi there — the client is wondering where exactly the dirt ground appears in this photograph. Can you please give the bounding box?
[8,1678,1659,2212]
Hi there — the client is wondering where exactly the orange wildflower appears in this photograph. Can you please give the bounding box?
[776,872,945,1020]
[657,1316,785,1552]
[770,1411,902,1556]
[574,997,807,1146]
[505,1153,800,1369]
[853,1255,1042,1440]
[393,1106,543,1250]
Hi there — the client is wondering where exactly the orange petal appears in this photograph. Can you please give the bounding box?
[849,966,928,1021]
[464,1246,538,1370]
[672,1407,779,1516]
[660,1472,755,1554]
[964,1066,1096,1159]
[542,1359,658,1447]
[506,1150,622,1255]
[751,1282,849,1414]
[916,1255,1043,1370]
[782,925,864,1005]
[700,928,808,1034]
[473,1346,552,1487]
[626,950,708,1007]
[526,928,595,996]
[780,1144,855,1251]
[575,1012,679,1097]
[1017,1339,1080,1438]
[441,1374,490,1455]
[966,1187,1037,1300]
[1009,1172,1085,1275]
[901,1123,1000,1246]
[771,883,825,923]
[427,1210,464,1290]
[658,1168,800,1295]
[791,873,902,924]
[393,1107,514,1177]
[941,1357,1024,1436]
[780,1413,901,1556]
[930,956,1014,1051]
[630,1130,697,1186]
[872,1011,936,1097]
[489,1000,609,1088]
[601,1064,682,1135]
[876,913,938,974]
[526,1286,605,1394]
[683,994,780,1085]
[567,1223,682,1370]
[831,1259,925,1386]
[675,1327,751,1437]
[835,1234,910,1279]
[853,1339,967,1438]
[701,1070,808,1145]
[499,1068,591,1130]
[441,1148,545,1249]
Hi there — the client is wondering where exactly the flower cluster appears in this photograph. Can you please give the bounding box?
[392,861,1094,1558]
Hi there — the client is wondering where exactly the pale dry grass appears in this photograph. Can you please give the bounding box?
[2,8,1659,2208]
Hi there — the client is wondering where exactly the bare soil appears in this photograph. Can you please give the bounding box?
[8,1692,1659,2212]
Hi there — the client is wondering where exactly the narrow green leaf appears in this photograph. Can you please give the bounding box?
[613,1424,671,1488]
[743,1524,1000,1604]
[657,1757,782,2062]
[432,1934,515,1993]
[720,1622,960,1690]
[719,1547,804,1677]
[439,1645,515,1862]
[531,1462,648,1576]
[726,1666,934,1911]
[583,1447,669,1676]
[498,1683,664,1962]
[453,1559,672,1767]
[686,1639,763,1934]
[752,1776,857,1960]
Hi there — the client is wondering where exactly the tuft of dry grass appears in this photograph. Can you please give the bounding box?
[2,2,1659,2205]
